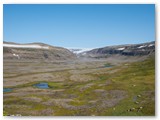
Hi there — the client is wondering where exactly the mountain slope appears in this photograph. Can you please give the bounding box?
[3,42,76,61]
[82,41,155,58]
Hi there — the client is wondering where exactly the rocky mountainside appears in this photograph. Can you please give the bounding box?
[3,41,76,61]
[79,41,155,58]
[3,41,155,61]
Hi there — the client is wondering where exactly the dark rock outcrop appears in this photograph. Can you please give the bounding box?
[82,41,155,58]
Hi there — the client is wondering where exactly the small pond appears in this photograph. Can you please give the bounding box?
[104,64,113,68]
[34,82,49,89]
[99,64,113,68]
[133,96,137,102]
[3,88,12,93]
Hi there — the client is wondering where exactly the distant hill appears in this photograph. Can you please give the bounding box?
[3,41,76,61]
[79,41,155,58]
[3,41,155,61]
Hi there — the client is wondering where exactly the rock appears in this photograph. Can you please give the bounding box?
[139,106,143,109]
[131,108,135,111]
[84,41,155,58]
[137,107,143,112]
[135,101,139,104]
[127,108,136,112]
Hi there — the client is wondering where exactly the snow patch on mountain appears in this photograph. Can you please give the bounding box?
[3,43,49,49]
[68,48,94,54]
[137,45,146,49]
[148,44,154,47]
[117,47,125,50]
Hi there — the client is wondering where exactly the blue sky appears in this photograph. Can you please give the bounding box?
[3,4,155,48]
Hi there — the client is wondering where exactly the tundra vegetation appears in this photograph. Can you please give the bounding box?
[3,56,155,116]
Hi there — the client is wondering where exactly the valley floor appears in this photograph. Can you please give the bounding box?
[3,56,155,116]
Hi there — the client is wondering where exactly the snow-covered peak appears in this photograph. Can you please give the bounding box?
[3,43,49,49]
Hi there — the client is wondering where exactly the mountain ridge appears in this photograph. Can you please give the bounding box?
[79,41,155,58]
[3,41,76,61]
[3,41,155,61]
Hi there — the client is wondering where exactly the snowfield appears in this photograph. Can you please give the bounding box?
[148,44,154,47]
[117,47,125,50]
[137,45,146,49]
[69,48,93,54]
[3,43,49,49]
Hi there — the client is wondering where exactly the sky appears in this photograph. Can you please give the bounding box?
[3,4,155,48]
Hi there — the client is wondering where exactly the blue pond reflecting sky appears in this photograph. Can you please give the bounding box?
[34,82,49,89]
[3,88,12,92]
